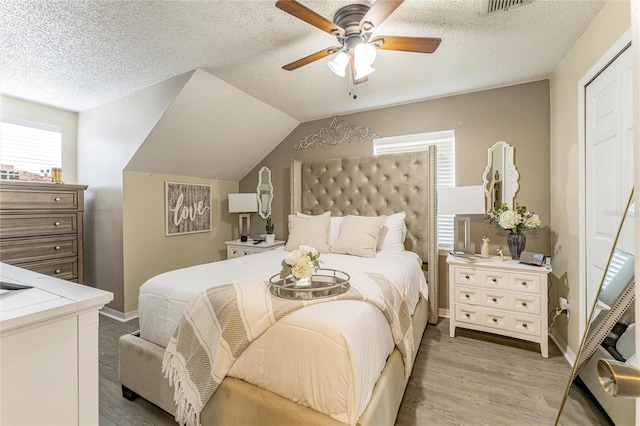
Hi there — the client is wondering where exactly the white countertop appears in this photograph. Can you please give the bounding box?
[0,263,113,333]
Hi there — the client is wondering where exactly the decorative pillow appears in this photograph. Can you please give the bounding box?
[297,212,343,246]
[286,212,331,253]
[377,212,407,252]
[331,215,386,258]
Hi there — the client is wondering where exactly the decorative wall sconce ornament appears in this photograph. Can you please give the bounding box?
[294,116,381,150]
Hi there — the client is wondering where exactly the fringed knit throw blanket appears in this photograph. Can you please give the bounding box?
[162,272,415,426]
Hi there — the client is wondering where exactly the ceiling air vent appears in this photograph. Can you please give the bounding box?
[480,0,533,15]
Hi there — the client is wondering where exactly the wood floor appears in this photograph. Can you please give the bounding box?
[99,315,609,425]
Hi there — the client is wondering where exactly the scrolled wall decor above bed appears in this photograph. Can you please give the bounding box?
[290,148,439,324]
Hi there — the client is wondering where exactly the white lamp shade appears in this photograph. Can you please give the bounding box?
[438,185,485,215]
[354,42,376,66]
[355,64,375,79]
[228,193,258,213]
[328,51,349,77]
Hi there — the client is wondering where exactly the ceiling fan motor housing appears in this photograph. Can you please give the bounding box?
[333,4,370,36]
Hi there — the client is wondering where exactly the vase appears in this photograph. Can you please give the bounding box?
[294,273,312,288]
[507,231,526,260]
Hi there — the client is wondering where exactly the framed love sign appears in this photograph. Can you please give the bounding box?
[165,182,212,236]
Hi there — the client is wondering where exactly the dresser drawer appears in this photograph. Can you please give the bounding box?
[453,286,480,304]
[484,309,509,330]
[452,267,481,286]
[513,314,541,336]
[481,270,509,289]
[511,273,541,293]
[512,293,541,315]
[0,235,78,263]
[0,188,80,210]
[17,257,78,280]
[0,214,78,238]
[455,304,483,324]
[481,289,509,309]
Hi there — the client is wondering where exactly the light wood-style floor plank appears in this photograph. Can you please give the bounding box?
[99,315,610,425]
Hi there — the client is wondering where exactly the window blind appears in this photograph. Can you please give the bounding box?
[0,118,62,174]
[374,130,455,250]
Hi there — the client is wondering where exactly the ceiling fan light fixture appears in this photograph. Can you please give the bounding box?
[328,51,349,77]
[354,42,376,66]
[355,64,375,80]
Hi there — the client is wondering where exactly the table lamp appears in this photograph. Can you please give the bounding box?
[228,193,258,241]
[438,185,485,252]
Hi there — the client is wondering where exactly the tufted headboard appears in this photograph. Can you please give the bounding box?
[290,148,438,324]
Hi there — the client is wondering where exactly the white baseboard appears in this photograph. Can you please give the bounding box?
[549,328,576,367]
[439,307,450,319]
[100,306,138,323]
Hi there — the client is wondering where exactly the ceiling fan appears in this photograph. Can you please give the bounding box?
[275,0,441,96]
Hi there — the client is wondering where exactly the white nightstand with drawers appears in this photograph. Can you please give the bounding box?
[225,239,285,259]
[447,254,552,358]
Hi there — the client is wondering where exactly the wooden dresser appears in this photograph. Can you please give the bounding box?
[0,181,88,283]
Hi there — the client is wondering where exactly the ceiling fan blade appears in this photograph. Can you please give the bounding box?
[372,35,441,53]
[282,47,340,71]
[276,0,345,37]
[359,0,404,32]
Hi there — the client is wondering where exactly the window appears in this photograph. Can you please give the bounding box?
[0,118,62,175]
[374,130,455,250]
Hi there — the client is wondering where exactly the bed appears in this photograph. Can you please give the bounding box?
[119,149,438,425]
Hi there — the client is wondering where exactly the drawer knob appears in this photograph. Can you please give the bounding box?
[54,197,61,202]
[54,269,61,274]
[54,222,61,226]
[55,246,61,250]
[522,282,527,286]
[465,275,470,279]
[522,302,528,307]
[492,297,497,302]
[465,313,470,318]
[465,294,470,298]
[492,318,498,323]
[523,323,528,328]
[492,278,497,283]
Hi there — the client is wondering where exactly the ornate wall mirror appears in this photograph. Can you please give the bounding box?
[257,166,273,219]
[556,188,636,425]
[482,141,519,213]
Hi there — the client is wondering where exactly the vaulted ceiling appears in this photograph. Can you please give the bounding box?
[1,0,606,122]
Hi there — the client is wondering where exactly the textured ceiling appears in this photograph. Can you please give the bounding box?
[1,0,606,122]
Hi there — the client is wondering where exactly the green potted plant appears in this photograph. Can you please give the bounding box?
[265,216,275,243]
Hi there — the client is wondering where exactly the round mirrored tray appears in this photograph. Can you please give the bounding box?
[269,268,350,300]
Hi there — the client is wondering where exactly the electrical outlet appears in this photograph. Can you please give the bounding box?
[559,297,569,310]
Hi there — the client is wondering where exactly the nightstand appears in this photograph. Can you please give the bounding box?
[447,254,552,357]
[225,239,285,259]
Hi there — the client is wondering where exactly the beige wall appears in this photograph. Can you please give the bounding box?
[549,0,631,355]
[122,171,237,312]
[240,80,551,313]
[78,72,192,311]
[1,95,78,183]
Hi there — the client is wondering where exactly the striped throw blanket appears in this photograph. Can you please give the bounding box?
[162,272,415,426]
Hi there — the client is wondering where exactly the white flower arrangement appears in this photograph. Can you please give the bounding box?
[487,203,541,233]
[280,245,321,279]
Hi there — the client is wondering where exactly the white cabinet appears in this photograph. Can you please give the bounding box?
[0,263,113,425]
[447,255,551,357]
[225,240,285,259]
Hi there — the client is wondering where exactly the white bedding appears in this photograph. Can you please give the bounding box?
[138,248,427,424]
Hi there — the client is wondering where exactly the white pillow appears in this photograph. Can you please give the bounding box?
[331,215,386,258]
[286,212,331,253]
[297,212,343,246]
[377,212,407,252]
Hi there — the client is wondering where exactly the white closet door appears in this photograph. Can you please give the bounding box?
[585,46,634,315]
